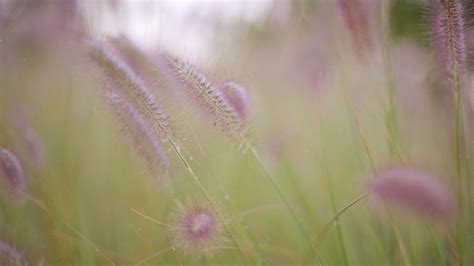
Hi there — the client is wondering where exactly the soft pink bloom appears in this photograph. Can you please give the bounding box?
[337,0,373,59]
[0,240,28,265]
[369,167,455,219]
[0,149,27,202]
[10,105,46,168]
[219,82,251,124]
[170,201,225,256]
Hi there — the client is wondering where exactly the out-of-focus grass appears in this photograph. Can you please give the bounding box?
[0,48,458,264]
[0,1,472,265]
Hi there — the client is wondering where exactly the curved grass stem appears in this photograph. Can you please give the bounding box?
[453,74,465,264]
[314,192,368,247]
[240,135,320,265]
[167,139,249,264]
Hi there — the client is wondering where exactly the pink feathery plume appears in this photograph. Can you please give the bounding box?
[10,105,46,168]
[218,82,251,124]
[337,0,372,59]
[431,0,466,87]
[157,53,244,137]
[0,148,27,202]
[169,200,226,256]
[107,92,170,182]
[369,167,455,219]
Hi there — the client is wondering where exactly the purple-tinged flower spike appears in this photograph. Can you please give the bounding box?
[337,0,372,59]
[108,36,160,93]
[10,105,46,168]
[169,201,225,256]
[0,241,28,266]
[431,0,466,87]
[107,92,170,183]
[158,53,244,137]
[88,40,174,144]
[368,167,455,219]
[0,149,27,202]
[219,82,251,124]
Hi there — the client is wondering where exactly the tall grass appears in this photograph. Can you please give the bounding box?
[0,0,472,265]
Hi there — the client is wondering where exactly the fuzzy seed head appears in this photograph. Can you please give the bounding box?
[337,0,372,59]
[219,82,251,124]
[0,241,28,266]
[432,0,466,85]
[159,53,243,136]
[107,92,169,182]
[369,167,455,219]
[88,40,174,143]
[170,201,225,256]
[10,105,46,168]
[0,149,27,202]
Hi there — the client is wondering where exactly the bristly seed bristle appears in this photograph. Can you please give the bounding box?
[88,40,175,182]
[158,53,244,137]
[107,91,170,182]
[88,40,174,142]
[169,200,226,256]
[219,82,251,125]
[432,0,466,86]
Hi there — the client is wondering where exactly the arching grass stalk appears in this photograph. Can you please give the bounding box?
[325,161,349,266]
[353,117,412,265]
[134,247,172,266]
[167,139,249,264]
[336,60,411,265]
[158,52,319,262]
[26,195,117,265]
[428,223,447,266]
[239,135,320,264]
[453,75,463,208]
[379,0,398,159]
[453,74,465,262]
[186,123,266,264]
[319,115,349,266]
[313,192,368,247]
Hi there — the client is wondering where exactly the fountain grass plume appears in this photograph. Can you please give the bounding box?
[88,40,174,144]
[157,53,244,137]
[431,0,466,87]
[88,41,249,261]
[0,148,27,202]
[0,240,28,266]
[156,52,319,259]
[219,82,251,124]
[337,0,372,59]
[369,167,455,219]
[169,200,226,256]
[431,2,467,258]
[106,91,170,183]
[10,105,46,168]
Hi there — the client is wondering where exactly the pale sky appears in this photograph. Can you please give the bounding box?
[80,0,274,57]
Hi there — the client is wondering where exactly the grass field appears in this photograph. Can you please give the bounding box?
[0,0,473,265]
